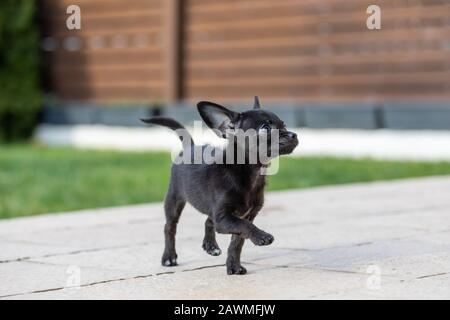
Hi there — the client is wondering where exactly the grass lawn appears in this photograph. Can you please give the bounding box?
[1,144,450,219]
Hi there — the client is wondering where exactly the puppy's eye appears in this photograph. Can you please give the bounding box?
[259,123,271,132]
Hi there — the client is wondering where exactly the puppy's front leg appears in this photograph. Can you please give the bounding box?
[214,212,274,246]
[227,235,246,275]
[226,210,263,275]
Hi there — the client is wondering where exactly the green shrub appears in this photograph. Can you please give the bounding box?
[0,0,42,141]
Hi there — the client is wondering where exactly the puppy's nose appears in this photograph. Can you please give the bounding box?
[287,132,297,140]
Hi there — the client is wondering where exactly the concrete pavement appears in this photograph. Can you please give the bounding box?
[1,176,450,299]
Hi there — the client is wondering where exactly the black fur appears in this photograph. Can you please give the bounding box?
[141,98,298,275]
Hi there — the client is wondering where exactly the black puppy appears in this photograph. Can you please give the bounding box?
[141,97,298,275]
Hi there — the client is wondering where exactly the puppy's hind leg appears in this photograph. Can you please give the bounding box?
[202,217,222,256]
[162,190,185,267]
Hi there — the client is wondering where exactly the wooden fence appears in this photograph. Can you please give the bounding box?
[39,0,450,105]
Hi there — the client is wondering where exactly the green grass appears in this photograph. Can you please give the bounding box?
[1,144,450,219]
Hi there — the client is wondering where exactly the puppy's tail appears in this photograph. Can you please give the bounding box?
[141,117,194,148]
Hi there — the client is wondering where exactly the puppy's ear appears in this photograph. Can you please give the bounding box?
[197,101,240,137]
[253,96,261,109]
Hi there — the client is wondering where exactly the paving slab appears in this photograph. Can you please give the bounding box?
[1,176,450,299]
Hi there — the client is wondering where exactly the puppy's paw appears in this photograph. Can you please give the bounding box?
[227,264,247,275]
[249,229,274,246]
[202,240,222,256]
[161,251,178,267]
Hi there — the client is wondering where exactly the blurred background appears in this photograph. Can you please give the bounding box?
[1,0,449,219]
[37,0,449,127]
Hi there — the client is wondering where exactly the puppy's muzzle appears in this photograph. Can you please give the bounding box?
[279,131,299,154]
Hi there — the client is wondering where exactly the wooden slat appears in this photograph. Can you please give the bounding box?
[50,63,163,72]
[187,29,449,48]
[187,5,450,31]
[186,28,450,49]
[48,50,163,66]
[45,26,163,38]
[43,38,162,54]
[186,51,450,69]
[81,47,162,55]
[54,80,164,89]
[41,0,162,15]
[185,82,448,98]
[187,0,447,12]
[44,12,163,32]
[55,85,164,100]
[48,46,162,57]
[186,19,449,44]
[43,8,162,20]
[183,94,450,103]
[187,72,450,86]
[185,37,450,62]
[50,68,164,83]
[186,60,449,78]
